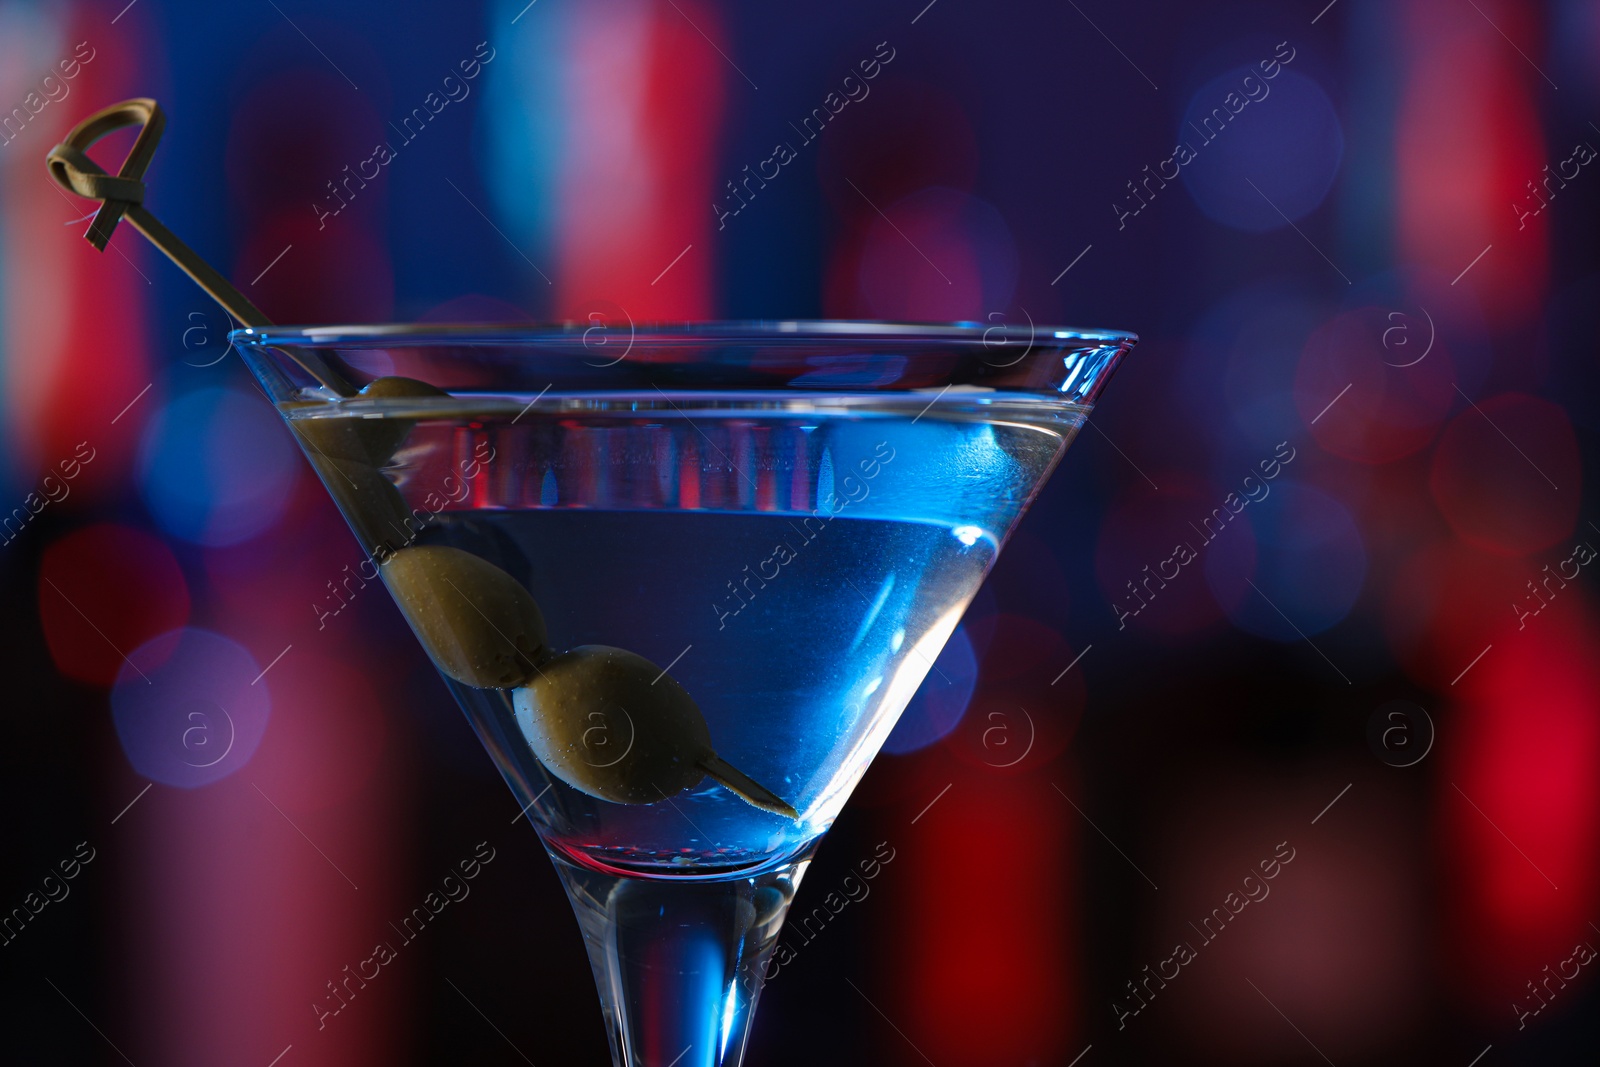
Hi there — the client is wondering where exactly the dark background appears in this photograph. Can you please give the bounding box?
[2,0,1597,1064]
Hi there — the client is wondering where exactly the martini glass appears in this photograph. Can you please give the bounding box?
[43,94,1133,1067]
[230,320,1133,1067]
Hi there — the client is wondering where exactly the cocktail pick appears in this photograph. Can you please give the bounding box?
[46,97,355,396]
[48,97,800,823]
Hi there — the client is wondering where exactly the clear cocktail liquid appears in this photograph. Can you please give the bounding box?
[286,393,1081,875]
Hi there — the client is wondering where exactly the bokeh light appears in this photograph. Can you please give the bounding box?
[138,386,300,547]
[882,623,977,755]
[1216,291,1321,453]
[1174,280,1321,464]
[247,648,388,813]
[1156,773,1425,1057]
[817,80,979,212]
[1382,537,1533,692]
[1295,305,1459,464]
[1179,68,1344,233]
[111,628,270,788]
[855,187,1017,320]
[1206,481,1367,640]
[1430,392,1581,556]
[896,770,1076,1066]
[948,614,1085,772]
[1442,595,1600,1011]
[1396,14,1548,323]
[1343,266,1493,399]
[39,523,191,686]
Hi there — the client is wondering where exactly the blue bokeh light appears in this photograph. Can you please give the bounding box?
[138,387,299,546]
[883,622,979,755]
[112,628,271,788]
[1179,69,1344,233]
[1204,481,1367,640]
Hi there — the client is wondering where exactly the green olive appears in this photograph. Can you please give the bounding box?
[297,448,416,556]
[350,375,450,462]
[514,645,707,804]
[513,646,798,818]
[288,376,455,556]
[292,375,448,467]
[381,545,547,689]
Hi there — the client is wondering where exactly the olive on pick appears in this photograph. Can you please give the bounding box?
[512,645,798,819]
[288,376,451,556]
[346,375,451,462]
[293,375,448,465]
[297,448,416,557]
[381,545,547,689]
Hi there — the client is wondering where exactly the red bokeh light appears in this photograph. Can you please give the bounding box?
[1440,592,1600,1014]
[3,16,154,499]
[241,208,396,325]
[552,0,726,319]
[39,523,190,686]
[1295,307,1457,464]
[1382,535,1533,691]
[816,80,979,213]
[854,187,1013,321]
[1397,7,1549,324]
[248,648,389,814]
[892,761,1076,1065]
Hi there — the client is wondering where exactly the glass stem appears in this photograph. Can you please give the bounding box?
[552,854,808,1067]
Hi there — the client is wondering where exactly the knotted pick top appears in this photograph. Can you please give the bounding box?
[46,96,353,395]
[47,97,163,252]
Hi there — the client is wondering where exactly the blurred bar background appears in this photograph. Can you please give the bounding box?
[1,0,1597,1063]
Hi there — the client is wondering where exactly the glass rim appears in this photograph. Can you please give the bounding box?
[230,318,1137,348]
[231,318,1136,409]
